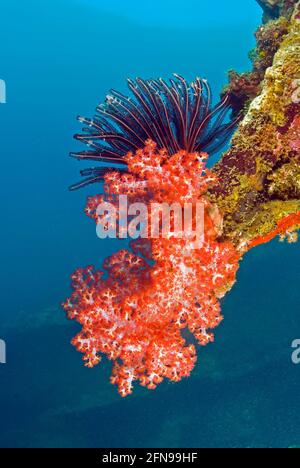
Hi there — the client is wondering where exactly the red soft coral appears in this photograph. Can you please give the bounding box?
[63,141,241,396]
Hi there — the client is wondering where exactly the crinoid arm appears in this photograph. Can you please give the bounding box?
[69,74,239,190]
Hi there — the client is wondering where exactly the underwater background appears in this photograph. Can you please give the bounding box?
[0,0,299,448]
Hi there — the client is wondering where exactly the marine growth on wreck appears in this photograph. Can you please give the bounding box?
[63,0,300,396]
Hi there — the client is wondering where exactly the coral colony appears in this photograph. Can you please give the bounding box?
[63,0,300,396]
[65,141,241,397]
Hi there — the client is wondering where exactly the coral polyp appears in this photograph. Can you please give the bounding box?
[69,74,239,190]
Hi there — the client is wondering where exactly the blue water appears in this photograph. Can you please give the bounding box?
[0,0,299,448]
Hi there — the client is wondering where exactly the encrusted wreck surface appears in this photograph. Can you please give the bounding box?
[256,0,296,22]
[211,0,300,247]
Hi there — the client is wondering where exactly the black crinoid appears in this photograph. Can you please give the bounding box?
[69,74,240,190]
